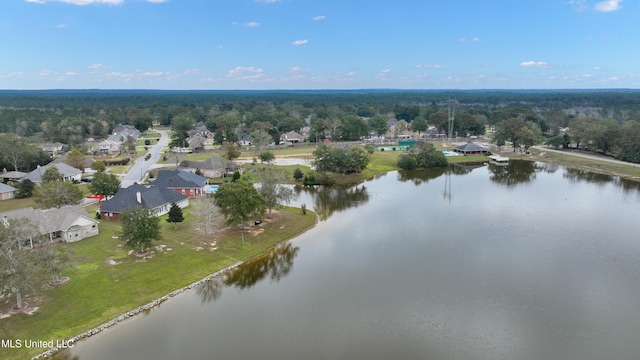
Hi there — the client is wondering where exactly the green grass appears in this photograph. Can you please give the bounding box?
[0,207,316,360]
[0,197,37,212]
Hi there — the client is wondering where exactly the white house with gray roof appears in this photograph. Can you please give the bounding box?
[0,183,16,201]
[22,163,82,184]
[0,205,99,243]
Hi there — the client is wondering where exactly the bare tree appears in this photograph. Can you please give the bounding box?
[258,165,296,218]
[191,197,223,245]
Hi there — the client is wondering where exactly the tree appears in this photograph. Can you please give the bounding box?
[89,171,121,197]
[166,203,185,229]
[258,166,297,218]
[34,180,84,209]
[90,160,106,173]
[0,133,48,172]
[259,151,275,164]
[369,116,388,137]
[215,180,266,233]
[0,217,47,310]
[15,179,35,198]
[249,130,272,151]
[42,166,63,183]
[411,116,428,135]
[293,168,304,181]
[66,148,86,170]
[119,206,161,253]
[223,142,241,161]
[398,143,448,169]
[191,197,223,245]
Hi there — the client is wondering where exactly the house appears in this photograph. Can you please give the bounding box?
[0,205,99,243]
[152,169,209,198]
[179,156,226,178]
[22,163,83,184]
[1,170,27,183]
[453,143,489,156]
[280,131,304,144]
[112,124,141,141]
[96,139,121,155]
[0,183,16,200]
[42,142,67,157]
[189,124,213,139]
[99,183,189,221]
[187,134,207,151]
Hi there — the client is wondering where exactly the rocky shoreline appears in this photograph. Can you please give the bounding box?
[32,261,244,359]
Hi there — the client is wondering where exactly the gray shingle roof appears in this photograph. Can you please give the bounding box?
[152,169,208,189]
[22,163,82,183]
[0,182,16,194]
[180,156,224,171]
[99,183,187,213]
[0,205,95,234]
[454,143,488,152]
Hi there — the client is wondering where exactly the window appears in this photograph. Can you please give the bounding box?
[190,189,194,195]
[181,189,186,195]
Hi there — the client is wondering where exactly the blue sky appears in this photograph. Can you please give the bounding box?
[0,0,638,90]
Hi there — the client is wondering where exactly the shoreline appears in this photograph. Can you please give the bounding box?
[32,212,318,360]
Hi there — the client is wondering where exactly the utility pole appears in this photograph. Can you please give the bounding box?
[447,99,456,140]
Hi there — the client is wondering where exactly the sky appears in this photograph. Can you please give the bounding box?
[0,0,638,90]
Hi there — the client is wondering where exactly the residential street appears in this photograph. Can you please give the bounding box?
[121,130,169,188]
[531,146,639,167]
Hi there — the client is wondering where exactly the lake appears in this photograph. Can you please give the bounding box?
[66,161,640,360]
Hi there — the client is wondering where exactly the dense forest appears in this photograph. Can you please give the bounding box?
[1,89,640,172]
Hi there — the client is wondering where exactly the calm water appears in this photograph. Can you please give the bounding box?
[67,161,640,360]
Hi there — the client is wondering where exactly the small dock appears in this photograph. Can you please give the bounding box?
[488,154,509,165]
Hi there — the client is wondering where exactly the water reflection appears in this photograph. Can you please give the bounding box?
[488,160,538,187]
[294,185,369,221]
[563,168,613,185]
[396,167,446,185]
[197,243,300,304]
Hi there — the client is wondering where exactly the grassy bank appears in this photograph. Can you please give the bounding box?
[0,206,316,360]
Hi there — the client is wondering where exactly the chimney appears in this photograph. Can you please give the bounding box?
[136,191,142,204]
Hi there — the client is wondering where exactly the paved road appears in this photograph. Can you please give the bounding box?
[121,130,169,188]
[532,146,639,167]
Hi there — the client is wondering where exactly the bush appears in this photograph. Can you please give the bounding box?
[103,158,131,166]
[144,139,151,146]
[397,154,418,170]
[293,168,304,181]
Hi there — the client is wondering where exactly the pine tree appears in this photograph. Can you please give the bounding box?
[166,203,184,229]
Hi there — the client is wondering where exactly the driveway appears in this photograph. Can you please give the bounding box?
[121,130,169,188]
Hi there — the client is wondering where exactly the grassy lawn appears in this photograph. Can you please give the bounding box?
[0,206,316,360]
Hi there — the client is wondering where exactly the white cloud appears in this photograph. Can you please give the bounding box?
[459,37,480,42]
[568,0,587,11]
[380,69,391,73]
[289,66,306,72]
[66,71,77,76]
[594,0,623,12]
[147,0,167,3]
[593,66,601,70]
[36,0,125,5]
[88,63,105,69]
[55,24,67,28]
[226,66,265,81]
[292,39,308,46]
[345,72,356,76]
[416,64,443,69]
[243,22,260,28]
[313,15,326,21]
[254,0,279,3]
[520,61,550,68]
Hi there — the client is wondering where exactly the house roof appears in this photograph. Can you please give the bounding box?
[99,183,188,213]
[1,171,27,179]
[454,143,488,152]
[152,169,208,189]
[179,156,224,171]
[22,163,82,183]
[0,205,96,234]
[0,183,16,194]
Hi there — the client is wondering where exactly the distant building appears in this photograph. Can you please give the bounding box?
[99,183,189,221]
[152,169,209,198]
[280,131,304,144]
[179,156,226,178]
[453,143,489,156]
[22,163,82,184]
[42,142,67,157]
